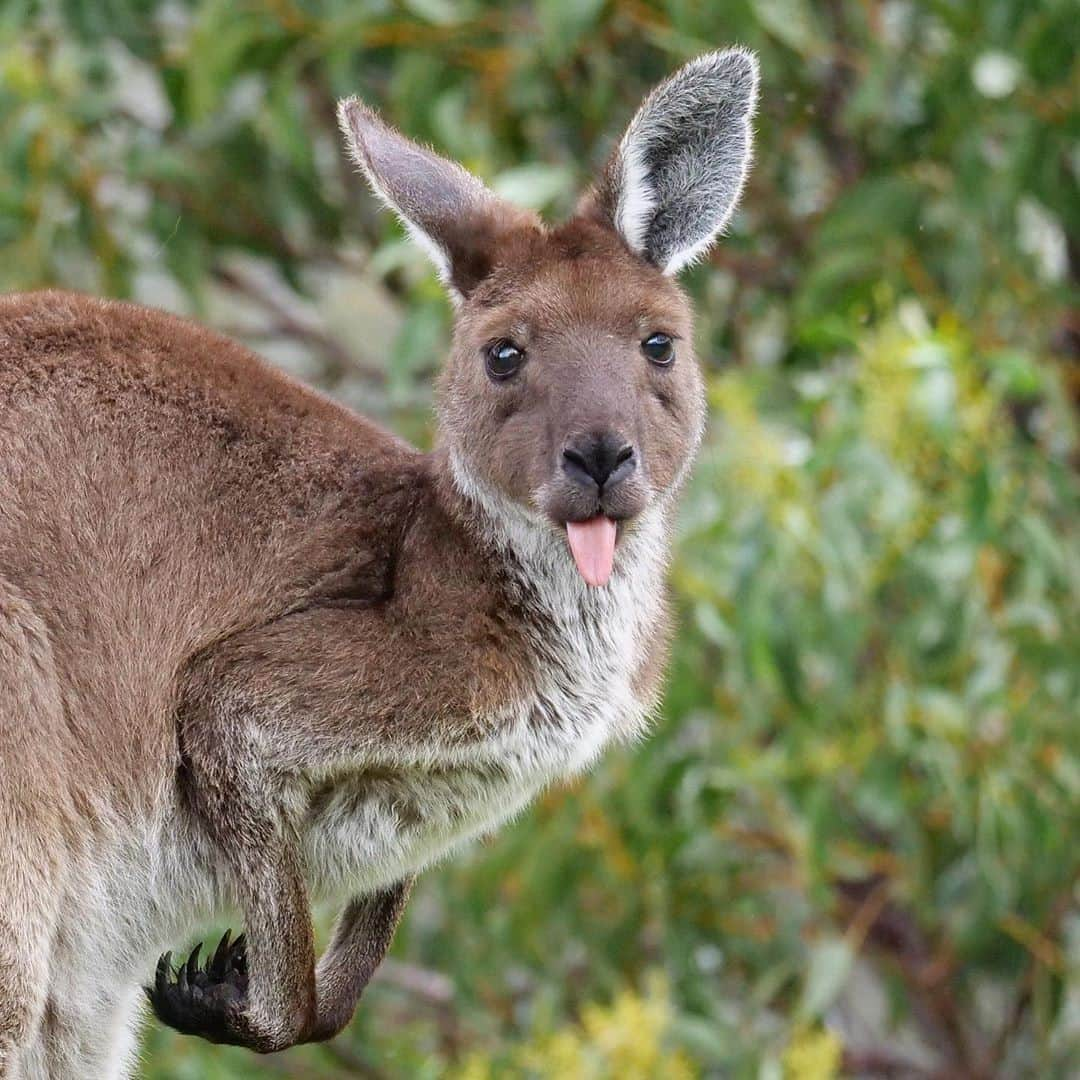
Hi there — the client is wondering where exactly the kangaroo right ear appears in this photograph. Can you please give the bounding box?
[581,48,759,276]
[338,99,537,300]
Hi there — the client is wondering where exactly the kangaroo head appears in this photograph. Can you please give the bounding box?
[339,49,758,586]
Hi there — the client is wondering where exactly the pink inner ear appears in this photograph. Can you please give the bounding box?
[566,518,617,588]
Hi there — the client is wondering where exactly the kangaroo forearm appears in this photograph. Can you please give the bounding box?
[305,878,413,1042]
[164,675,320,1050]
[146,846,318,1051]
[236,849,318,1046]
[148,806,319,1051]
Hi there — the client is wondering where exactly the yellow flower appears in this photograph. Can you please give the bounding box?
[783,1026,843,1080]
[450,974,699,1080]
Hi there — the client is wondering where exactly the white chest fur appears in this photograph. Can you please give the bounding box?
[302,472,668,899]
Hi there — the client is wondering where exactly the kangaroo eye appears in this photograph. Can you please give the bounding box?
[642,333,675,366]
[485,340,525,381]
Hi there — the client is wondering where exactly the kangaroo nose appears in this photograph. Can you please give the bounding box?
[562,433,636,490]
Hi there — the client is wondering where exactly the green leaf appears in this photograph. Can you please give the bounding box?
[491,163,575,210]
[797,938,855,1022]
[537,0,608,61]
[753,0,826,55]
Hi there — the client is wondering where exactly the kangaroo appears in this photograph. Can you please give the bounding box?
[0,48,758,1077]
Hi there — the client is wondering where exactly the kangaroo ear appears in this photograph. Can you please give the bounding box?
[582,48,759,276]
[338,99,537,299]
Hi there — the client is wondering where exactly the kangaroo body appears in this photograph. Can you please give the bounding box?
[0,291,662,1075]
[0,48,758,1076]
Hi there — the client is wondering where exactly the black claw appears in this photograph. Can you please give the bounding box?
[144,929,251,1046]
[155,951,172,994]
[210,930,231,978]
[230,933,248,977]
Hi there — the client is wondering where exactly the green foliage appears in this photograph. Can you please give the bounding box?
[2,0,1077,1076]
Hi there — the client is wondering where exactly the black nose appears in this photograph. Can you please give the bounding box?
[562,432,636,490]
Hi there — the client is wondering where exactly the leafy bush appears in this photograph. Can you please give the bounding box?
[4,0,1077,1076]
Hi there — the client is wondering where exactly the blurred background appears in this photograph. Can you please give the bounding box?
[3,0,1078,1076]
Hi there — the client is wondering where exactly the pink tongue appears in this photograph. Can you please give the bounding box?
[566,517,617,588]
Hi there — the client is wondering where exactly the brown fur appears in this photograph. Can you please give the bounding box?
[0,258,686,1057]
[0,47,756,1071]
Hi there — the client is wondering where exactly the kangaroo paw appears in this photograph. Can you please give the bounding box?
[145,931,250,1046]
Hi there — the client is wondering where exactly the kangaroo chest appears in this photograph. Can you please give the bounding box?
[301,554,661,898]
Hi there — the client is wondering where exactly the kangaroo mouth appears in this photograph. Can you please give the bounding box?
[565,516,618,588]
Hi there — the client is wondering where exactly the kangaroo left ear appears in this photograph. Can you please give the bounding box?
[338,98,539,300]
[581,48,759,276]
